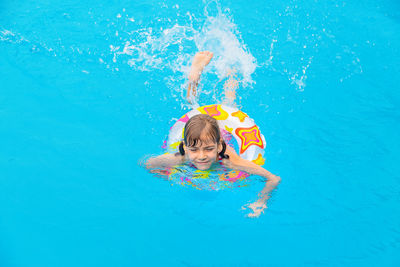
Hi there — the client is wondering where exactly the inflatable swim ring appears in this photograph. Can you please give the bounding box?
[164,104,266,187]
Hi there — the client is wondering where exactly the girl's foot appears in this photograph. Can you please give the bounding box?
[188,51,214,82]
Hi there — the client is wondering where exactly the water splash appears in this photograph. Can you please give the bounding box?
[0,0,364,94]
[258,4,363,92]
[194,11,256,86]
[0,29,27,43]
[109,2,257,87]
[289,56,313,92]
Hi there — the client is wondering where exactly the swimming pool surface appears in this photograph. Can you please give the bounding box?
[1,0,400,266]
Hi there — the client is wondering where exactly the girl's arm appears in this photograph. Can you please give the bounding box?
[223,146,281,217]
[223,146,281,184]
[145,153,185,169]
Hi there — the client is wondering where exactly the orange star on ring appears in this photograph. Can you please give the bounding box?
[231,110,248,122]
[235,125,264,154]
[197,104,229,120]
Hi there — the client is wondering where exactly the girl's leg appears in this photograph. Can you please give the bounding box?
[222,69,239,107]
[186,51,214,104]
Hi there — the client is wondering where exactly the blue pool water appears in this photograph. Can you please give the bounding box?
[1,0,400,266]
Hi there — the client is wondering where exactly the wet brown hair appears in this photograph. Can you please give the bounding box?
[184,114,220,146]
[178,114,228,159]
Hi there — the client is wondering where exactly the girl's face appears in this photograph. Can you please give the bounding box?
[185,138,222,170]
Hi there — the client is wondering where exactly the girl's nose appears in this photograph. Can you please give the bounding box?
[198,150,206,159]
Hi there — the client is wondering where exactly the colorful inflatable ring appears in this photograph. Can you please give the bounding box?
[166,104,266,183]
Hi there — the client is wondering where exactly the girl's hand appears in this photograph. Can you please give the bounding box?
[242,200,268,218]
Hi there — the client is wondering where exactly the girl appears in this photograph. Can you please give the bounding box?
[146,51,281,217]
